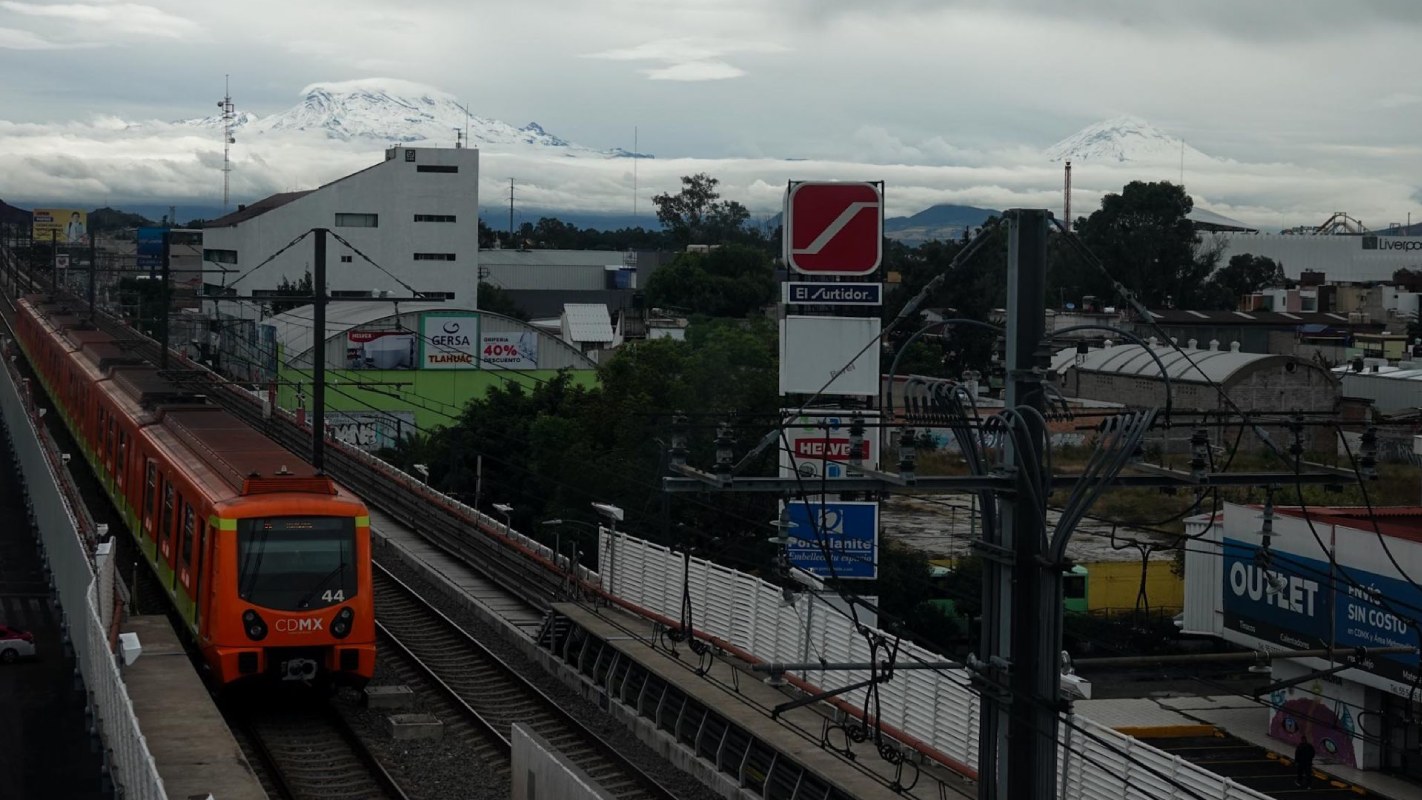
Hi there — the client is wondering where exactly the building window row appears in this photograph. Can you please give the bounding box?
[414,253,456,261]
[414,214,457,223]
[335,213,379,228]
[203,249,238,265]
[416,165,458,174]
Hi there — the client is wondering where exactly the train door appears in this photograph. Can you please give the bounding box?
[179,503,196,619]
[159,480,175,582]
[194,520,212,639]
[142,460,157,539]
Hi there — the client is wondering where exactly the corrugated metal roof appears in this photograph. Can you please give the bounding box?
[265,300,454,357]
[562,303,614,343]
[1052,343,1304,384]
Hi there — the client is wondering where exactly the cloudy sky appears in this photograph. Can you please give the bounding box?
[4,0,1422,229]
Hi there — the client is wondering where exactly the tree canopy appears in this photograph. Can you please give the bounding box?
[652,173,751,247]
[1205,253,1284,309]
[1073,181,1215,309]
[643,244,776,317]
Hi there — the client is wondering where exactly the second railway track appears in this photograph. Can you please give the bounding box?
[226,695,411,800]
[374,564,681,800]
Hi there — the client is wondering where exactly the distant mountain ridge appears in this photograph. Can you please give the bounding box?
[178,79,649,159]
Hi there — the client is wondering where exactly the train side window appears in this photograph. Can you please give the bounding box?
[161,483,174,556]
[144,462,157,520]
[181,505,196,567]
[1063,575,1087,600]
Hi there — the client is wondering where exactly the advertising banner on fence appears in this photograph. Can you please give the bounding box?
[778,315,881,396]
[345,329,416,370]
[420,313,480,369]
[780,410,880,479]
[784,500,878,579]
[480,331,538,370]
[32,208,88,245]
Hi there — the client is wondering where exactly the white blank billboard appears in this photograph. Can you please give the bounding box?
[779,315,881,396]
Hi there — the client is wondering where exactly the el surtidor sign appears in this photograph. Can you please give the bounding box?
[1223,538,1421,693]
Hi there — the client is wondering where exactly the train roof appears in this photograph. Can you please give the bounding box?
[78,342,143,371]
[20,295,340,500]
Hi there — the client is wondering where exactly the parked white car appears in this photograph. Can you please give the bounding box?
[0,625,36,663]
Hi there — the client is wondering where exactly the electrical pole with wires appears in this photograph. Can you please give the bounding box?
[664,208,1372,800]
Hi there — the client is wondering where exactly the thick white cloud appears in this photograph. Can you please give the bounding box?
[0,1,1419,230]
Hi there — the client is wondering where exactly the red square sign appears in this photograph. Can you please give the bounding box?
[785,181,883,275]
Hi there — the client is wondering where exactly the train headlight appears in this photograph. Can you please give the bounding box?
[242,609,268,641]
[331,607,354,640]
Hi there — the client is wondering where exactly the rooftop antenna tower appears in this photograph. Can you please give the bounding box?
[508,178,516,243]
[455,102,470,149]
[1063,160,1072,232]
[217,75,237,213]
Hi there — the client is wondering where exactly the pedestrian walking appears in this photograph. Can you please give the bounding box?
[1295,737,1316,788]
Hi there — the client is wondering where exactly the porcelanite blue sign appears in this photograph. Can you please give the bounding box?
[785,501,878,579]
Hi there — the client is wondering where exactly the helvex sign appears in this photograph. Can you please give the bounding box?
[785,181,883,275]
[792,437,871,460]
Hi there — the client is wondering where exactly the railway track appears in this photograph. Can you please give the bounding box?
[225,695,411,800]
[374,564,681,800]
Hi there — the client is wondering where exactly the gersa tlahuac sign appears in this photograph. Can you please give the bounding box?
[33,208,88,245]
[420,313,480,369]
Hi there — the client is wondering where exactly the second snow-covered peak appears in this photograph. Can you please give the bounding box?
[1046,115,1212,165]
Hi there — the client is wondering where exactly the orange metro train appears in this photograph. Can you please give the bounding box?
[12,296,376,686]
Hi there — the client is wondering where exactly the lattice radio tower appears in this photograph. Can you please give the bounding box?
[218,76,237,213]
[1063,160,1072,232]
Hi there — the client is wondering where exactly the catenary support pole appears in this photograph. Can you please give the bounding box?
[50,230,57,296]
[88,236,96,319]
[976,209,1054,800]
[159,230,170,370]
[312,227,327,473]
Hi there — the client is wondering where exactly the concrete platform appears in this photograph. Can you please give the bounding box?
[121,615,266,800]
[553,600,975,800]
[1078,696,1422,800]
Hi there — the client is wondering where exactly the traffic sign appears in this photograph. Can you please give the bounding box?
[785,181,883,275]
[784,500,878,579]
[783,282,882,306]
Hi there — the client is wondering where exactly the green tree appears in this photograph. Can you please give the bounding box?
[1205,254,1284,310]
[477,281,528,320]
[653,173,750,247]
[644,244,775,317]
[269,271,312,315]
[1076,181,1214,309]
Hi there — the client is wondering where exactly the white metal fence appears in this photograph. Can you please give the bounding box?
[600,530,1270,800]
[0,345,166,800]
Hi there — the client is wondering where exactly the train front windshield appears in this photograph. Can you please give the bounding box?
[237,517,357,611]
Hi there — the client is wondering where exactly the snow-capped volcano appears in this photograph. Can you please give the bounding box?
[1045,115,1212,165]
[178,78,646,158]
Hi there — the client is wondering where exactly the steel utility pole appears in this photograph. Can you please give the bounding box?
[88,236,97,319]
[997,208,1057,800]
[49,230,57,295]
[312,227,327,473]
[159,230,170,370]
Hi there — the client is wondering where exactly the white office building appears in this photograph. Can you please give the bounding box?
[202,145,479,320]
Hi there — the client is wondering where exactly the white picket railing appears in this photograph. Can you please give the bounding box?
[0,344,166,800]
[601,529,1269,800]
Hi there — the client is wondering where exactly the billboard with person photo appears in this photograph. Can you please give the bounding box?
[33,208,88,245]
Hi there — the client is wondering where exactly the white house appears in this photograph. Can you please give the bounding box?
[201,145,479,320]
